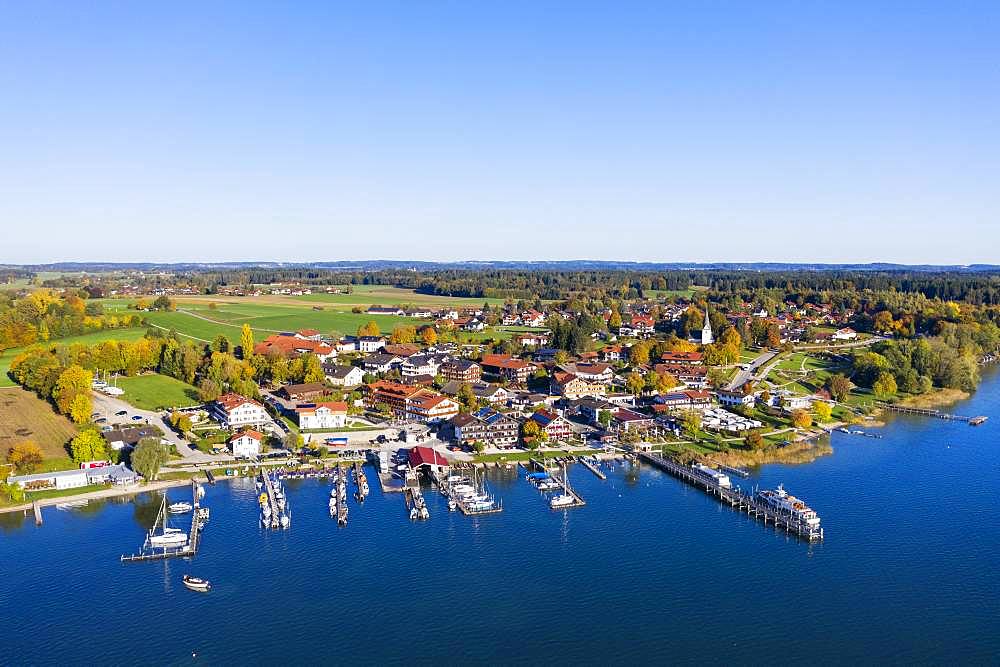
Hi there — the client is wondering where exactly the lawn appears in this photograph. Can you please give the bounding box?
[115,373,201,411]
[0,387,78,465]
[0,327,148,387]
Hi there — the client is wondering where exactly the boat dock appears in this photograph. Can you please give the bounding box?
[32,500,42,525]
[552,467,586,508]
[577,457,607,480]
[121,480,206,562]
[878,402,988,425]
[638,452,824,541]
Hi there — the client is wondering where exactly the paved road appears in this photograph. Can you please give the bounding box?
[726,350,780,390]
[90,390,232,464]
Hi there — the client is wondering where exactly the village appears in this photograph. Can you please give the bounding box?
[3,283,879,502]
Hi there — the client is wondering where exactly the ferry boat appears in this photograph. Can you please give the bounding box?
[150,527,188,548]
[167,502,193,514]
[182,575,211,592]
[756,484,821,527]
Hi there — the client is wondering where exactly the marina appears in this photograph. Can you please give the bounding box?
[121,481,207,562]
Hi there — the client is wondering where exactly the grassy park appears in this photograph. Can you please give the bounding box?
[115,373,201,411]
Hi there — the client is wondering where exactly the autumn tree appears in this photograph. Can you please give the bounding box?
[240,323,254,359]
[825,374,853,402]
[71,428,108,463]
[791,409,813,429]
[54,364,92,423]
[8,441,43,473]
[813,401,833,422]
[357,321,381,337]
[420,327,438,346]
[744,430,765,451]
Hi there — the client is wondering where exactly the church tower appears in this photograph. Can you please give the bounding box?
[701,307,714,345]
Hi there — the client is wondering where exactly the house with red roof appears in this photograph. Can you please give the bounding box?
[294,402,348,430]
[229,429,264,458]
[212,393,269,430]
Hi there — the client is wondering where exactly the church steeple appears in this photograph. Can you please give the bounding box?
[701,307,714,345]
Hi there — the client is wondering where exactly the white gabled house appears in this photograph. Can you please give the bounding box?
[212,393,270,430]
[229,430,264,458]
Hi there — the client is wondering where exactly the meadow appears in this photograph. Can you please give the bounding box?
[114,373,201,411]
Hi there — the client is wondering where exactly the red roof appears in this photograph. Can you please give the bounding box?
[409,446,449,468]
[229,429,264,442]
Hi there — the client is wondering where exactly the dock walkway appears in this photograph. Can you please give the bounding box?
[121,480,205,562]
[639,453,823,541]
[877,402,987,425]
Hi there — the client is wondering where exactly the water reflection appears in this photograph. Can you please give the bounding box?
[0,510,28,533]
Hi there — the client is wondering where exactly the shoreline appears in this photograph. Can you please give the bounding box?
[0,477,194,516]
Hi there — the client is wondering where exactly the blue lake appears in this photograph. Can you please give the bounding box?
[2,372,999,665]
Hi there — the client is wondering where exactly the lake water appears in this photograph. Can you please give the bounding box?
[2,371,999,665]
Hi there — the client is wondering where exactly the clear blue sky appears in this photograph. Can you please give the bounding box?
[1,2,997,264]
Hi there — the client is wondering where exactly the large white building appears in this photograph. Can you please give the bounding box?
[295,402,349,430]
[701,308,714,345]
[212,393,270,430]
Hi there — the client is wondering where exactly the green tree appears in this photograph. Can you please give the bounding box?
[873,371,898,398]
[71,428,109,463]
[130,438,168,481]
[744,430,765,450]
[826,374,853,402]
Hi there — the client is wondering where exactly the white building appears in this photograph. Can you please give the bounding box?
[228,430,264,458]
[701,308,714,345]
[295,402,348,430]
[324,364,365,387]
[358,336,387,353]
[212,393,270,430]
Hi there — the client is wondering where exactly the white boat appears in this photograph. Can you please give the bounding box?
[196,485,206,500]
[168,502,193,514]
[549,494,575,508]
[182,575,211,592]
[150,527,188,548]
[692,464,732,489]
[418,507,429,520]
[756,484,821,527]
[280,514,290,528]
[409,507,418,520]
[448,499,457,511]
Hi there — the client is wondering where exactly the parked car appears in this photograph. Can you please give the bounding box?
[115,410,127,416]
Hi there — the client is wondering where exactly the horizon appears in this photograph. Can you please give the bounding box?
[2,2,998,264]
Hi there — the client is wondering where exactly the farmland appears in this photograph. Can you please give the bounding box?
[0,387,78,469]
[114,373,201,411]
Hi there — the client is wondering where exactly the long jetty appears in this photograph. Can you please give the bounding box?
[877,402,987,425]
[638,452,824,541]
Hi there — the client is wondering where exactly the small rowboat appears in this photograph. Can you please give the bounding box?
[182,575,211,592]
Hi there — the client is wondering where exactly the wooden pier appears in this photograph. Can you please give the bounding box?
[577,457,607,480]
[32,500,42,526]
[121,480,205,562]
[877,402,987,425]
[638,453,823,541]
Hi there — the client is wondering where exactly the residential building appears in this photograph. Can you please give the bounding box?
[481,354,534,384]
[255,333,335,361]
[440,359,482,383]
[212,393,269,430]
[401,353,447,378]
[323,364,365,387]
[277,382,328,401]
[295,402,348,429]
[367,305,404,316]
[451,407,520,448]
[229,430,264,458]
[363,353,403,374]
[358,336,387,353]
[526,409,574,441]
[659,351,704,365]
[550,372,608,399]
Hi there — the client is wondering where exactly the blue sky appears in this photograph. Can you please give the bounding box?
[1,2,997,264]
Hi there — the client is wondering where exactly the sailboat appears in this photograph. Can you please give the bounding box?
[549,463,576,509]
[148,496,189,548]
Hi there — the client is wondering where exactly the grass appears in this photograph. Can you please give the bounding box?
[0,327,148,387]
[24,484,106,501]
[0,388,78,463]
[115,373,201,411]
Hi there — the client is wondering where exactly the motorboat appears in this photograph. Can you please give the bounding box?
[150,527,188,548]
[182,575,211,592]
[167,502,193,514]
[280,514,290,529]
[448,499,457,511]
[409,507,418,520]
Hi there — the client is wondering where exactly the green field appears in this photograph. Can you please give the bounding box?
[115,373,201,411]
[143,305,418,342]
[0,328,148,387]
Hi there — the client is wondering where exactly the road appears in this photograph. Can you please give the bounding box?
[726,350,780,390]
[90,390,232,464]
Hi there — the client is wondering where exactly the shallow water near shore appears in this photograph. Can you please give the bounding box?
[2,371,999,665]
